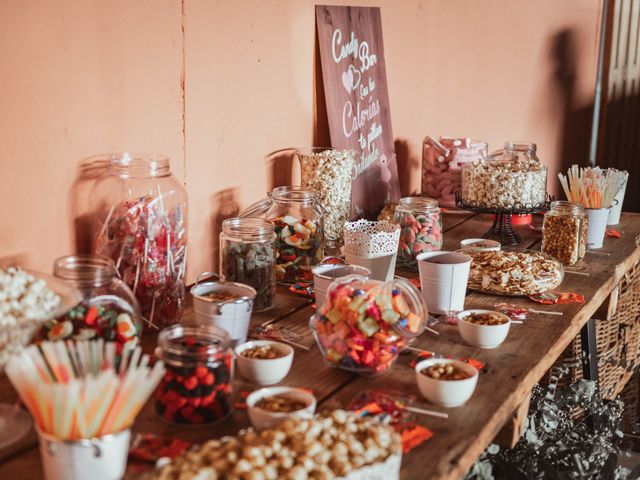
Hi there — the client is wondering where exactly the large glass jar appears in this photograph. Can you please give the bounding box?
[296,147,355,252]
[36,255,142,355]
[91,153,188,332]
[542,201,587,266]
[461,142,547,208]
[421,137,487,208]
[310,275,426,376]
[394,197,442,270]
[219,217,276,312]
[239,186,324,284]
[154,324,233,425]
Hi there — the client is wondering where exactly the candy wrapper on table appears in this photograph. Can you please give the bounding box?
[343,219,400,282]
[92,153,188,332]
[310,275,427,375]
[421,136,488,208]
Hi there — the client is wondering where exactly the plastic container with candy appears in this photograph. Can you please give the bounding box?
[310,275,427,375]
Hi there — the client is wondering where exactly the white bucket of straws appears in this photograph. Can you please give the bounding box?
[5,340,164,480]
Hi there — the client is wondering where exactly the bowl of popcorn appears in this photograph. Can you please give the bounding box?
[235,340,294,385]
[415,358,478,407]
[246,386,316,430]
[457,309,511,349]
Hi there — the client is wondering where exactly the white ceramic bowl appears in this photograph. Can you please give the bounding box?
[415,358,478,408]
[459,238,501,252]
[235,340,294,386]
[457,309,511,349]
[246,386,316,430]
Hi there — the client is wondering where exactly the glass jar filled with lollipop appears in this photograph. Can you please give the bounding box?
[91,153,188,332]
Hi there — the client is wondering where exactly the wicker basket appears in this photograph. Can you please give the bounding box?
[541,260,640,403]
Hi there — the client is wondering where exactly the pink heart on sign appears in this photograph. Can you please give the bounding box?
[342,68,354,93]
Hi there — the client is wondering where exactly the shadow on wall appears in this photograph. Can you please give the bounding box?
[0,253,28,268]
[69,156,109,254]
[550,29,593,183]
[210,188,240,272]
[266,148,297,190]
[395,139,420,197]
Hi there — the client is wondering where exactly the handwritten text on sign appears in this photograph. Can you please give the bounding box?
[317,6,400,218]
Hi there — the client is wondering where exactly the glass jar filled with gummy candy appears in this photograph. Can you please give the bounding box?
[394,197,442,270]
[91,153,188,332]
[239,186,324,284]
[36,255,142,355]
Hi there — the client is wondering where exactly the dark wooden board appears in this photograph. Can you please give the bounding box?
[316,5,400,218]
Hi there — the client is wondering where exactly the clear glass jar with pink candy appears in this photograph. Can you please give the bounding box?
[421,137,488,208]
[394,197,442,270]
[91,153,188,333]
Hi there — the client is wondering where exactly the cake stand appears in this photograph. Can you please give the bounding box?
[455,192,553,245]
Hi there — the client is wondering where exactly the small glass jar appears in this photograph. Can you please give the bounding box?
[296,147,355,251]
[154,324,233,425]
[542,201,587,266]
[219,218,276,312]
[239,186,325,284]
[310,275,426,376]
[91,153,188,332]
[394,197,442,270]
[36,255,142,354]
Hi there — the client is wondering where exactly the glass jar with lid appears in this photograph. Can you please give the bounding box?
[36,255,142,354]
[310,275,426,376]
[461,142,547,208]
[219,217,276,312]
[239,186,325,284]
[542,201,587,266]
[154,324,233,425]
[91,153,188,332]
[394,197,442,270]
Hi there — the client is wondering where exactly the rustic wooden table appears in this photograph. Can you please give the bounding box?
[2,212,640,480]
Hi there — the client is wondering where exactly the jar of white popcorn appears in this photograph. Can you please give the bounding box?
[295,147,355,251]
[461,142,547,209]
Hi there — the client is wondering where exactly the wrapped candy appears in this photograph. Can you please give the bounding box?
[310,275,426,375]
[95,194,187,332]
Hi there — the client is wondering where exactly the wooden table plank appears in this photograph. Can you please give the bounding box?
[2,213,639,480]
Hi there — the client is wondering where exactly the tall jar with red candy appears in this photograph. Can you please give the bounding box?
[239,186,324,284]
[310,275,427,376]
[154,324,233,425]
[394,197,442,270]
[91,153,188,332]
[36,255,142,355]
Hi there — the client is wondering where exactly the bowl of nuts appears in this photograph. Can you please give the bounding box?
[235,340,294,385]
[246,386,316,430]
[457,309,511,349]
[415,358,478,407]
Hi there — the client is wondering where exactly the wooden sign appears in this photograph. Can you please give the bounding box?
[316,5,401,219]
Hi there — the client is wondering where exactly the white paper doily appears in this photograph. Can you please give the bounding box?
[343,220,400,256]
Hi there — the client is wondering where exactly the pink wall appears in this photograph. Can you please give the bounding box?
[0,0,603,281]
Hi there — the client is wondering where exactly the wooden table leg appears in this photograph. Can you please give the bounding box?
[580,318,599,382]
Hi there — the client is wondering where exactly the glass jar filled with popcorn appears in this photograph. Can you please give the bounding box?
[461,142,547,208]
[296,147,355,252]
